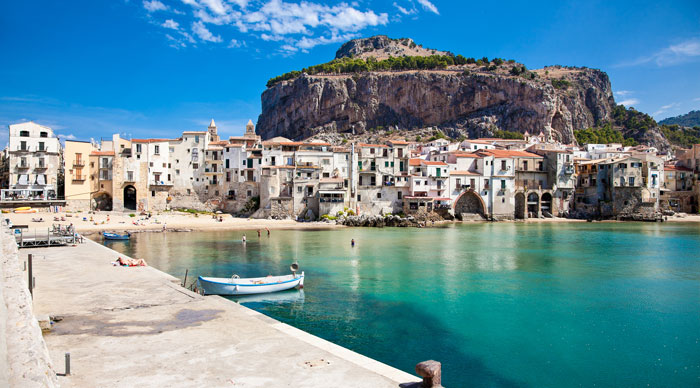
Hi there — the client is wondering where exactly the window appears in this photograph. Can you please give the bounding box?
[187,189,191,195]
[398,191,402,199]
[538,161,543,171]
[385,161,389,167]
[154,173,161,182]
[136,144,142,153]
[247,190,252,197]
[154,145,160,154]
[523,161,528,170]
[20,141,27,151]
[377,192,382,199]
[127,171,134,181]
[193,163,199,169]
[167,174,171,181]
[169,147,174,153]
[370,148,375,154]
[162,163,166,168]
[215,190,219,196]
[195,135,199,143]
[152,191,156,197]
[40,131,48,138]
[297,186,302,193]
[322,159,330,165]
[20,130,29,137]
[149,162,153,167]
[501,160,507,170]
[456,178,461,187]
[629,177,635,186]
[358,195,362,201]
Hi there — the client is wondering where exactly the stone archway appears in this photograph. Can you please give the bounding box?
[515,192,526,219]
[124,185,137,211]
[541,192,553,216]
[93,192,113,211]
[527,192,540,218]
[454,190,486,220]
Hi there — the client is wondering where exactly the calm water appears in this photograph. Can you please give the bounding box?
[99,223,700,387]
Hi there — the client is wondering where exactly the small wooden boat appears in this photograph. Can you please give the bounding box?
[197,272,304,296]
[15,208,37,213]
[103,232,130,240]
[14,206,31,211]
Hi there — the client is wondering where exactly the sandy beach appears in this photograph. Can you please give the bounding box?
[1,210,343,235]
[3,209,697,236]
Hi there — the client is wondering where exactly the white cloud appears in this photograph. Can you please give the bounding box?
[620,37,700,67]
[152,0,437,53]
[57,134,77,140]
[614,90,633,97]
[227,39,246,48]
[653,102,680,117]
[162,19,180,30]
[143,0,168,12]
[393,2,416,15]
[192,21,222,42]
[618,98,640,107]
[416,0,439,15]
[693,97,700,102]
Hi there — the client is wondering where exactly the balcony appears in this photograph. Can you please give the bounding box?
[16,162,29,169]
[150,180,173,187]
[35,164,48,170]
[516,181,542,190]
[121,148,132,157]
[204,168,223,175]
[73,159,85,167]
[72,175,86,181]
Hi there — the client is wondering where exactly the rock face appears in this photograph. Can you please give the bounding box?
[257,67,615,144]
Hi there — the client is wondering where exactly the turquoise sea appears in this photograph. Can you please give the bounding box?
[100,222,700,387]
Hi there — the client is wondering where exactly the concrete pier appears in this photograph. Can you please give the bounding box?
[26,238,420,387]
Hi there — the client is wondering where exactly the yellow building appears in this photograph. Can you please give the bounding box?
[64,140,95,210]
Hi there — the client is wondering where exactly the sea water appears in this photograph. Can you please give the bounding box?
[101,222,700,387]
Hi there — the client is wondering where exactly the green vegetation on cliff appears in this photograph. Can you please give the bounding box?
[493,130,524,139]
[574,123,638,146]
[660,124,700,147]
[266,55,512,87]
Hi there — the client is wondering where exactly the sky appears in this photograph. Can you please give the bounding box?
[0,0,699,146]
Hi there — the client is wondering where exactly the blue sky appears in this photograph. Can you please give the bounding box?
[1,0,699,146]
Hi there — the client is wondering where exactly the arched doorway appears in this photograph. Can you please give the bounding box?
[541,192,553,216]
[124,185,137,211]
[454,190,486,220]
[93,192,112,211]
[515,192,526,219]
[527,192,540,218]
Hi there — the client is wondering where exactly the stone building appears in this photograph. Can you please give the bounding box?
[64,140,94,210]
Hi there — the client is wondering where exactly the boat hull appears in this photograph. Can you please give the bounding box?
[198,272,304,296]
[103,232,130,240]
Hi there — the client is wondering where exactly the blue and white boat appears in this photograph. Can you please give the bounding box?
[197,272,304,296]
[103,232,131,240]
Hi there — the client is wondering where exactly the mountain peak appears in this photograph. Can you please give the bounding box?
[335,35,448,60]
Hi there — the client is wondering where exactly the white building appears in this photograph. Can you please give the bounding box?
[5,122,61,200]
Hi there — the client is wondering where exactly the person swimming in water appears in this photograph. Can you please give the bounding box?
[242,234,247,243]
[351,238,355,247]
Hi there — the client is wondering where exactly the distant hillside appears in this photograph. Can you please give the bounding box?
[659,110,700,127]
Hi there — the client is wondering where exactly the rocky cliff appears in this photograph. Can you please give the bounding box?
[257,36,666,148]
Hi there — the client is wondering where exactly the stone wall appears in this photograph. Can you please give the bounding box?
[1,228,58,387]
[270,197,294,219]
[65,198,91,212]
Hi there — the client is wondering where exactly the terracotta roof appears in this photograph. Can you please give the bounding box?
[451,152,481,158]
[450,170,480,175]
[464,139,494,144]
[224,144,243,148]
[131,138,173,143]
[409,158,423,166]
[664,165,692,172]
[210,141,228,146]
[388,140,409,145]
[90,151,115,156]
[422,160,447,166]
[320,177,344,183]
[477,149,543,158]
[262,141,303,146]
[358,143,389,148]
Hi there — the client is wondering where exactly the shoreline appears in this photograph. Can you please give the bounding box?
[3,210,699,236]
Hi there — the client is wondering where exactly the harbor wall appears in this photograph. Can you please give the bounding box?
[0,228,58,387]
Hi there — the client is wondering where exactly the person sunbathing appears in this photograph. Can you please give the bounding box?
[114,256,147,267]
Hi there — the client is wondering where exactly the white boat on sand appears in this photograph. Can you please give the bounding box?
[197,272,304,296]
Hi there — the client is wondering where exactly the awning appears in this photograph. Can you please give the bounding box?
[318,190,345,195]
[18,174,29,185]
[36,174,46,185]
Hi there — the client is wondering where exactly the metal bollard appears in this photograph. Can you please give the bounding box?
[28,254,33,298]
[65,352,71,375]
[415,360,442,388]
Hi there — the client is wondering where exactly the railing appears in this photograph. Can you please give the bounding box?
[515,181,542,190]
[319,198,344,203]
[35,164,47,170]
[72,175,85,181]
[17,163,29,168]
[73,160,85,167]
[150,180,173,186]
